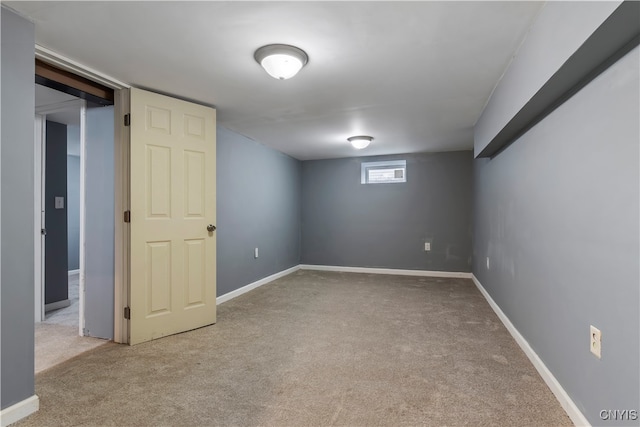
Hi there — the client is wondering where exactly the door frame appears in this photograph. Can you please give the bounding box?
[34,99,85,331]
[113,88,130,343]
[33,114,45,323]
[35,46,130,342]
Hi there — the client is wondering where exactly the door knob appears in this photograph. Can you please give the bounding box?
[207,224,216,232]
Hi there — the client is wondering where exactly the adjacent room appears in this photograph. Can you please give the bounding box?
[1,2,638,427]
[33,83,113,373]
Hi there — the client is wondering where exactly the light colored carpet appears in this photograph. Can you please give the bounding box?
[36,274,108,374]
[19,271,571,426]
[34,323,108,374]
[43,274,79,327]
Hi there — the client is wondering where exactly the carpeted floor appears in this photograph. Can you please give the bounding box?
[35,274,108,373]
[18,270,571,426]
[34,323,108,374]
[43,273,80,328]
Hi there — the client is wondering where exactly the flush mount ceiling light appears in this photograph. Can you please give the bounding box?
[348,135,373,149]
[254,44,309,80]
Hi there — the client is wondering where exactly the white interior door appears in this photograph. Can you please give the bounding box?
[129,88,216,345]
[83,103,115,339]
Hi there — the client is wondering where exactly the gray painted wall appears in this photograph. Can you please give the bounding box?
[67,155,80,271]
[473,46,639,425]
[1,7,36,410]
[83,105,115,339]
[67,124,81,157]
[474,1,619,156]
[302,152,472,272]
[217,126,301,297]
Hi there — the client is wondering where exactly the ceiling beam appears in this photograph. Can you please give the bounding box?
[36,59,115,103]
[36,44,129,90]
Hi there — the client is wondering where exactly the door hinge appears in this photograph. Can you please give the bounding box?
[124,113,131,126]
[124,307,131,319]
[124,210,131,223]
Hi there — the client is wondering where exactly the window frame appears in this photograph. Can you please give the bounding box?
[360,160,407,184]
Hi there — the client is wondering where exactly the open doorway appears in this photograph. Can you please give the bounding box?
[34,82,114,372]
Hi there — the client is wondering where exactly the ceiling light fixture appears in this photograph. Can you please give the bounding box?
[254,44,309,80]
[348,135,373,149]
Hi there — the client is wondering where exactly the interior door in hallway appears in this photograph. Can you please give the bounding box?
[129,88,216,345]
[44,120,69,311]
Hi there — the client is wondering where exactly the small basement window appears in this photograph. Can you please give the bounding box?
[361,160,407,184]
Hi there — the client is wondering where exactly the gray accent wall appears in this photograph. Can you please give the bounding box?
[473,46,639,425]
[217,126,301,297]
[67,155,80,271]
[1,7,36,410]
[83,105,115,339]
[302,152,472,272]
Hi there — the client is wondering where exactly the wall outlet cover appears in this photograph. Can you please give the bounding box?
[55,196,65,209]
[590,325,602,359]
[424,242,431,251]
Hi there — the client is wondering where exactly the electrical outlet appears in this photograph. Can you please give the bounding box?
[55,196,65,209]
[590,325,602,359]
[254,247,259,259]
[486,257,490,269]
[424,242,431,251]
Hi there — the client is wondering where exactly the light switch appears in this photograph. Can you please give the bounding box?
[55,197,65,209]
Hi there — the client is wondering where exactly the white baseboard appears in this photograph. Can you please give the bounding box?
[300,264,472,279]
[0,395,39,427]
[215,264,470,306]
[216,265,301,305]
[44,299,70,313]
[471,275,590,427]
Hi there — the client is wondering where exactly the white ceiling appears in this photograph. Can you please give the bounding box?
[9,1,543,160]
[35,84,80,126]
[35,84,81,155]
